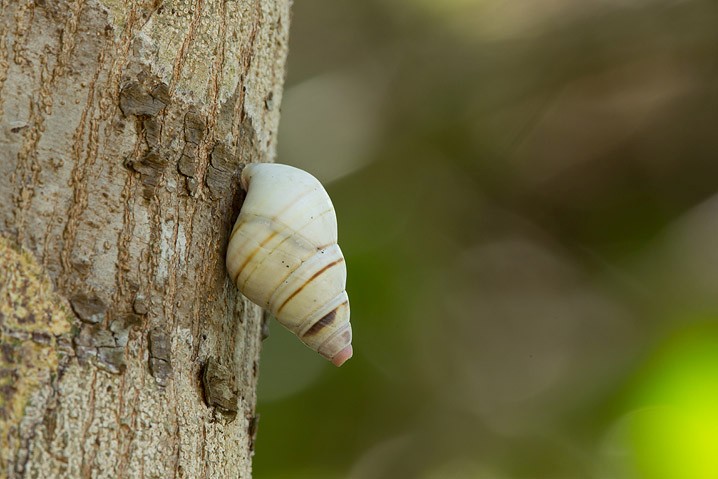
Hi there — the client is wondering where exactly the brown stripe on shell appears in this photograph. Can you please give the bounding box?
[234,203,335,291]
[302,303,344,337]
[229,220,243,243]
[315,317,351,358]
[276,258,344,314]
[232,230,279,284]
[238,216,335,310]
[231,185,315,243]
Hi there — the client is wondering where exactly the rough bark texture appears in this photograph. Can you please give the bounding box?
[0,0,290,477]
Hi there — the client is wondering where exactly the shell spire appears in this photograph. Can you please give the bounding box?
[226,163,353,366]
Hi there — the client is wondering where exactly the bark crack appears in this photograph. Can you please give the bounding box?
[0,0,12,118]
[60,44,107,289]
[79,370,98,478]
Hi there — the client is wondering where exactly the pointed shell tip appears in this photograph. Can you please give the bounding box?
[331,345,353,367]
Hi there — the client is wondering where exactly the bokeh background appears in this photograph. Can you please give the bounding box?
[254,0,718,478]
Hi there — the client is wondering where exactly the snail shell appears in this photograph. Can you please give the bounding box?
[226,163,353,366]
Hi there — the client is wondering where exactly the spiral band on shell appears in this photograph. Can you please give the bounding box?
[226,163,353,366]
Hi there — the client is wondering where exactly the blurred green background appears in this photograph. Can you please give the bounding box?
[255,0,718,478]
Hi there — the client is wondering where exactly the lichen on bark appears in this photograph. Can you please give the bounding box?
[0,236,74,470]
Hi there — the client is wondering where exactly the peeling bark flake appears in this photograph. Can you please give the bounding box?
[202,358,238,418]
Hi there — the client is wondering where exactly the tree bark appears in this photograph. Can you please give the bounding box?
[0,0,290,477]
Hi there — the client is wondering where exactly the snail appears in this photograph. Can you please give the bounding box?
[226,163,353,366]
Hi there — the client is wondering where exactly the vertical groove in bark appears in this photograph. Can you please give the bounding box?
[0,0,291,477]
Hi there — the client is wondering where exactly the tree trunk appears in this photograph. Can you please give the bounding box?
[0,0,290,477]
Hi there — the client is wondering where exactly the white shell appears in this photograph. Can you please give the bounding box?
[226,163,353,366]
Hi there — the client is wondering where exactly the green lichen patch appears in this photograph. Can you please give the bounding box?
[0,235,73,468]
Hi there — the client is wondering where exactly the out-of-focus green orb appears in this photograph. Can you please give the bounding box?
[625,327,718,479]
